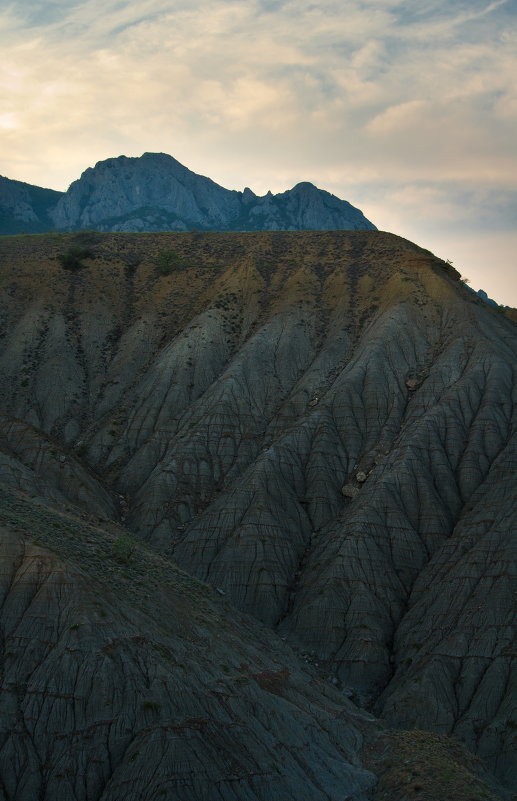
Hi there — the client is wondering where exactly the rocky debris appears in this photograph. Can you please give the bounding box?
[0,229,515,794]
[405,377,420,390]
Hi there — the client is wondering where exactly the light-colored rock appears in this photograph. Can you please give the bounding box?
[49,153,377,232]
[405,377,420,390]
[342,483,359,498]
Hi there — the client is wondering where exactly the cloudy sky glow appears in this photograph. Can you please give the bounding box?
[2,0,516,303]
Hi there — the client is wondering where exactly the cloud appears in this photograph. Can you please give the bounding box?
[0,113,18,130]
[366,100,429,134]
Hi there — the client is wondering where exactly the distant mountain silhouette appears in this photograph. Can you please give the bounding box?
[0,152,376,233]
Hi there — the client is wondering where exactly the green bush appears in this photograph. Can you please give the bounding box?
[111,535,135,564]
[142,700,160,712]
[152,249,185,275]
[57,246,94,271]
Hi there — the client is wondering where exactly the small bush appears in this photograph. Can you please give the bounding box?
[152,250,185,275]
[142,700,160,713]
[57,246,94,271]
[111,535,135,564]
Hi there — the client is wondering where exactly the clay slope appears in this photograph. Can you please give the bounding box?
[0,230,515,792]
[0,486,377,801]
[0,488,506,801]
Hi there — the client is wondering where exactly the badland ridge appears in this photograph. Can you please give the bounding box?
[0,226,515,800]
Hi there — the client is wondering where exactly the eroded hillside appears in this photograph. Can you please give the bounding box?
[0,487,379,800]
[0,230,515,797]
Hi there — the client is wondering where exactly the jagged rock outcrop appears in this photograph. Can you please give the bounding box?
[476,288,500,307]
[0,176,62,234]
[50,153,242,232]
[0,230,515,797]
[0,153,376,234]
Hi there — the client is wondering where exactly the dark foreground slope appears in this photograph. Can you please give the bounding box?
[0,487,377,801]
[0,230,515,797]
[0,487,506,801]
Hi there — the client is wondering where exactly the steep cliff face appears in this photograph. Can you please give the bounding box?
[50,153,242,232]
[0,230,515,797]
[48,153,376,232]
[0,176,62,234]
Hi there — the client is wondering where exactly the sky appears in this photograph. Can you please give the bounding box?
[1,0,516,304]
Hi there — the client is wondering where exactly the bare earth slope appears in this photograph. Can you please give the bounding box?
[0,230,515,795]
[0,487,377,801]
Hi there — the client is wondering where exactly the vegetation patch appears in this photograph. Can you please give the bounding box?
[111,534,136,564]
[57,246,95,271]
[152,249,187,275]
[371,730,499,801]
[141,700,161,713]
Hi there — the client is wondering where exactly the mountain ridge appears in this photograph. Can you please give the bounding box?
[0,175,62,235]
[0,152,376,234]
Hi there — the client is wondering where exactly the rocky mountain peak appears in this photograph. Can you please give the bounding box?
[0,153,376,234]
[34,152,376,233]
[290,180,318,193]
[242,186,257,203]
[0,175,62,234]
